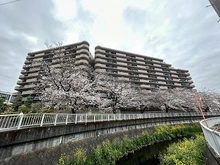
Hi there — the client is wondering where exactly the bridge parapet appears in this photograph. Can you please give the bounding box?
[0,112,220,132]
[200,117,220,159]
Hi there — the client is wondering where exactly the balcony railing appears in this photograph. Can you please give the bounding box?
[200,117,220,158]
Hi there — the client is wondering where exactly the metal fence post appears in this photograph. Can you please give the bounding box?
[65,114,69,125]
[75,114,77,124]
[40,114,45,126]
[54,114,58,126]
[17,113,24,129]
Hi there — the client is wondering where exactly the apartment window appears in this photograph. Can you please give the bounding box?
[107,60,117,63]
[179,78,188,82]
[164,73,171,76]
[148,75,157,78]
[149,66,155,70]
[145,62,153,65]
[128,67,138,71]
[126,54,136,58]
[106,64,117,68]
[147,70,156,74]
[161,64,169,68]
[129,77,140,81]
[168,86,175,89]
[128,72,139,76]
[128,63,137,67]
[165,77,173,80]
[178,74,186,78]
[145,58,153,61]
[149,80,158,83]
[150,84,159,88]
[166,81,174,85]
[162,68,170,72]
[106,69,118,73]
[110,51,116,54]
[176,70,185,74]
[106,55,116,59]
[181,82,189,86]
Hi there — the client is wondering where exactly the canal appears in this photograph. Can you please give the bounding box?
[116,139,178,165]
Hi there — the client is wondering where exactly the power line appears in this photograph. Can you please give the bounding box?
[0,0,21,6]
[0,74,17,80]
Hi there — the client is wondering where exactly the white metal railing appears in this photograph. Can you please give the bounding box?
[200,117,220,158]
[0,112,219,131]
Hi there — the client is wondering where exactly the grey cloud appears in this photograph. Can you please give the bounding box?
[123,6,150,32]
[0,0,66,92]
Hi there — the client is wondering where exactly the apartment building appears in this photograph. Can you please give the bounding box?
[14,41,92,98]
[94,46,194,90]
[15,41,194,98]
[209,0,220,19]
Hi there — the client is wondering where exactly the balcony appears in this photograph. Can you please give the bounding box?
[24,60,31,64]
[21,70,26,74]
[15,86,23,91]
[19,75,25,79]
[200,117,220,159]
[17,80,23,85]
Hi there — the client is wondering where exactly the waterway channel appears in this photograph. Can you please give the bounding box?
[116,139,179,165]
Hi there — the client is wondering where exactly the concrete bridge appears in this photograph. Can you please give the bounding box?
[0,112,220,165]
[200,117,220,165]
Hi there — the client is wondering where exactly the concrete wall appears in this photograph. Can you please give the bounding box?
[0,114,218,165]
[205,144,220,165]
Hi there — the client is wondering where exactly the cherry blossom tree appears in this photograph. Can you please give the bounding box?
[120,89,154,113]
[92,72,134,113]
[36,43,95,113]
[196,88,220,112]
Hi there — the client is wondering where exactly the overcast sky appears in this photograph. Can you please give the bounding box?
[0,0,220,93]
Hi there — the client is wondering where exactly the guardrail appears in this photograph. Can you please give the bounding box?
[200,117,220,158]
[0,112,220,131]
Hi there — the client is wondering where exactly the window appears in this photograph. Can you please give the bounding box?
[128,67,138,71]
[161,65,169,68]
[106,64,117,68]
[149,80,158,83]
[128,72,139,76]
[145,58,153,61]
[164,73,171,76]
[107,60,117,63]
[129,77,140,81]
[147,70,156,74]
[181,82,190,86]
[148,75,157,78]
[126,54,136,58]
[145,62,153,65]
[165,77,173,80]
[162,68,170,72]
[150,84,159,88]
[166,81,174,85]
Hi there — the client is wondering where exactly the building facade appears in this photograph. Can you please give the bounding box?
[94,46,194,90]
[15,41,194,97]
[14,41,92,98]
[0,90,13,104]
[209,0,220,20]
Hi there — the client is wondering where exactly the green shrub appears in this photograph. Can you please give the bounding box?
[161,135,205,165]
[18,105,30,113]
[59,124,203,165]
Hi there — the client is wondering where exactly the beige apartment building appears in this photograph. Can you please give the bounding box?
[14,41,92,98]
[15,41,194,98]
[94,46,194,90]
